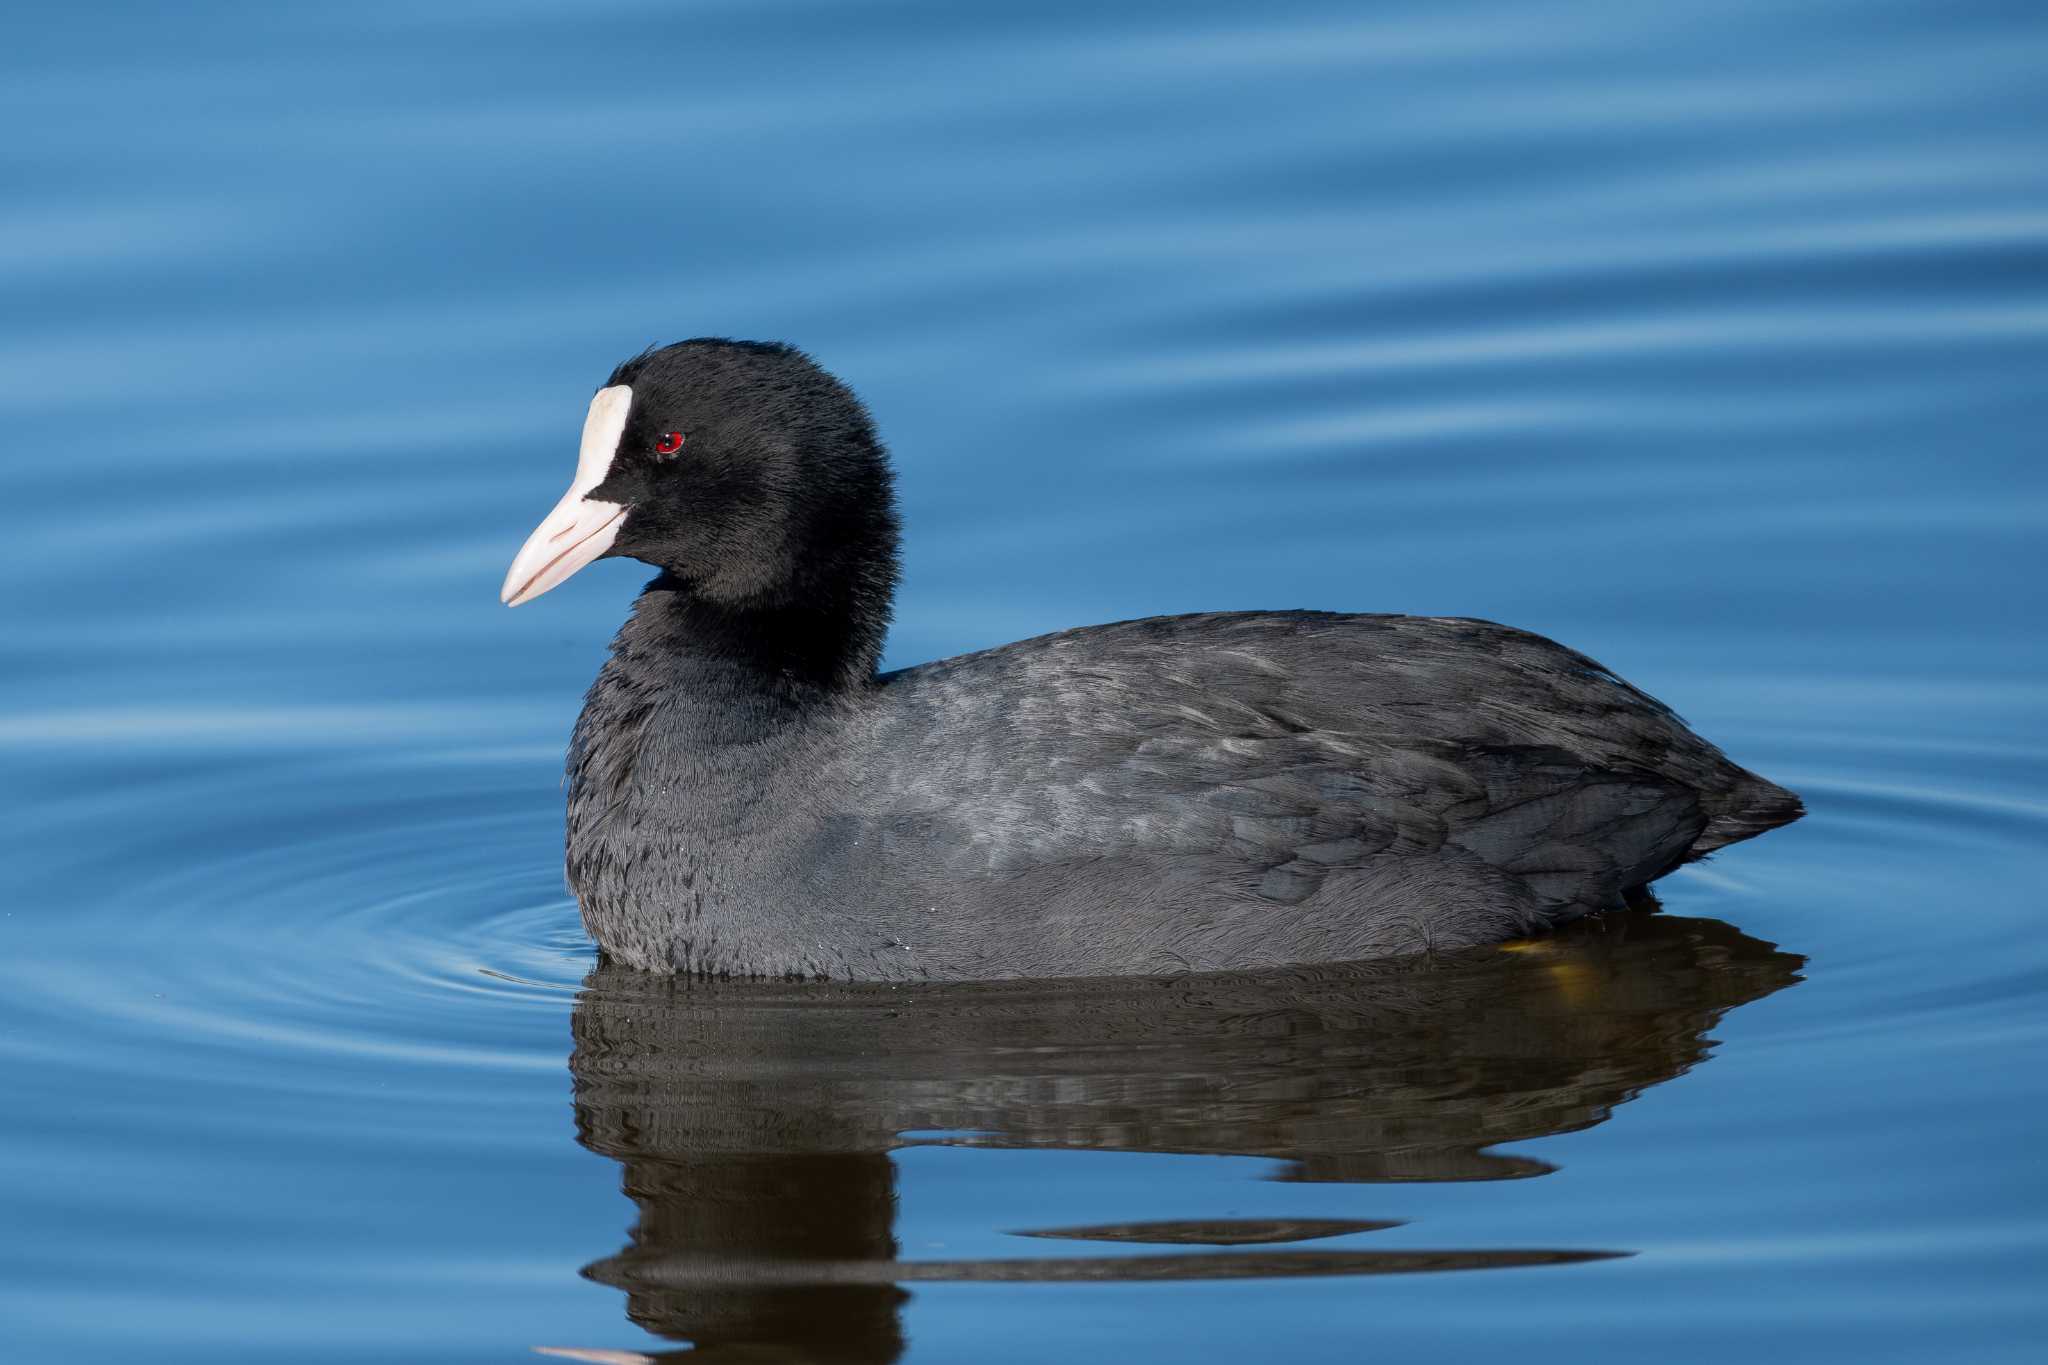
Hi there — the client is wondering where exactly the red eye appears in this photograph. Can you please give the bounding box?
[654,431,685,455]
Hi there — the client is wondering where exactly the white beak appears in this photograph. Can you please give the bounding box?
[501,385,634,607]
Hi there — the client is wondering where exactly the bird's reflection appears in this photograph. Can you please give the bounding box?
[557,913,1800,1362]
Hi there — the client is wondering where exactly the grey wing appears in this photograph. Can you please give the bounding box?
[864,613,1712,940]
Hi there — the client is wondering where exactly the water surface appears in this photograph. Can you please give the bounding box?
[3,1,2045,1361]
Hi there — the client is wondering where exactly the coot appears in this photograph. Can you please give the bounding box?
[502,339,1800,979]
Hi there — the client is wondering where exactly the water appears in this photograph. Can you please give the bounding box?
[3,0,2045,1359]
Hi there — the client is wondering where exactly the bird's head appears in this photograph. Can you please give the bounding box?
[501,338,898,618]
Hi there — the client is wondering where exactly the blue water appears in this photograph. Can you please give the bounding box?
[4,0,2046,1360]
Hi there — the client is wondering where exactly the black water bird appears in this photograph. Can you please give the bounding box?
[502,339,1801,979]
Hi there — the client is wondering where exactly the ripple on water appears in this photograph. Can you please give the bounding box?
[3,722,592,1121]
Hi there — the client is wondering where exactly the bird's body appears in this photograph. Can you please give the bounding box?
[566,593,1795,979]
[506,339,1801,980]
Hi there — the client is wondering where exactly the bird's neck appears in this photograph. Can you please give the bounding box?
[608,576,886,723]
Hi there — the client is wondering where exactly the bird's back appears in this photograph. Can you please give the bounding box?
[840,612,1798,976]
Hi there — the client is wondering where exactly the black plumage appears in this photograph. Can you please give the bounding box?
[512,338,1801,979]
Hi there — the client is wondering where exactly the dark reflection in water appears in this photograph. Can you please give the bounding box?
[565,913,1800,1361]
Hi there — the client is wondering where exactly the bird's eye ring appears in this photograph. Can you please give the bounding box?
[654,431,685,456]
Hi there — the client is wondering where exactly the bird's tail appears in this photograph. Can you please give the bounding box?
[1691,770,1804,858]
